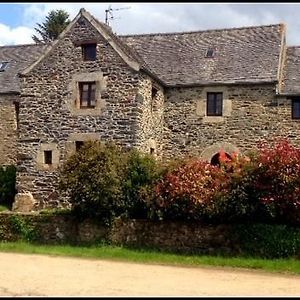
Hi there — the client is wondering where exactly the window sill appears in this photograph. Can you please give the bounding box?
[202,116,225,123]
[80,106,96,109]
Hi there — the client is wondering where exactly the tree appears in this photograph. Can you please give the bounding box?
[32,9,71,44]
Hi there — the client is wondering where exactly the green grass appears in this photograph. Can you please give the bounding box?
[0,204,10,212]
[0,241,300,275]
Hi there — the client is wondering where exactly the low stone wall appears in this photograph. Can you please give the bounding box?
[110,218,240,255]
[0,212,108,245]
[0,213,240,254]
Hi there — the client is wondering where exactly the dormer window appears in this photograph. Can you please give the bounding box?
[81,43,97,61]
[205,48,214,58]
[0,62,8,72]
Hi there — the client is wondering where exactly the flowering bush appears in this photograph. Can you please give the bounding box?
[151,159,230,221]
[252,139,300,225]
[209,150,270,223]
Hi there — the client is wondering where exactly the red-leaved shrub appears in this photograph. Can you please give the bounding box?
[253,139,300,224]
[151,159,230,220]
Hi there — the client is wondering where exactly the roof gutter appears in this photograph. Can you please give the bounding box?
[0,91,20,95]
[166,80,278,88]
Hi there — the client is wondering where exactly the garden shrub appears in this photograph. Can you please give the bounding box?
[232,223,300,258]
[0,165,16,209]
[59,141,127,225]
[251,139,300,225]
[59,141,164,224]
[122,149,163,219]
[205,151,271,224]
[151,159,230,221]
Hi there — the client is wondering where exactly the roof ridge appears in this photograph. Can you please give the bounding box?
[120,23,284,38]
[287,45,300,49]
[0,43,49,48]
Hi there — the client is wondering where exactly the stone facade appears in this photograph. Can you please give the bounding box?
[0,9,300,210]
[162,83,300,160]
[16,14,154,209]
[0,94,19,165]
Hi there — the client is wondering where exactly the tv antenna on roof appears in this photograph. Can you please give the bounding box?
[105,5,131,26]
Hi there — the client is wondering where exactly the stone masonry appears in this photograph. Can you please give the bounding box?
[0,8,300,210]
[0,94,19,165]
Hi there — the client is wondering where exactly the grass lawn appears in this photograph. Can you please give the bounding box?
[0,241,300,275]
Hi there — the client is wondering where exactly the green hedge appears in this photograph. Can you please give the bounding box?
[0,165,16,209]
[232,223,300,259]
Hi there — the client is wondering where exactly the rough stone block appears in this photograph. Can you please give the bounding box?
[12,192,36,212]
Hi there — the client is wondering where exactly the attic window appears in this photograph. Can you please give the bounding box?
[0,62,8,72]
[205,48,214,58]
[82,44,97,61]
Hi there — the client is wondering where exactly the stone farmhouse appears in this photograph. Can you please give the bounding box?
[0,8,299,211]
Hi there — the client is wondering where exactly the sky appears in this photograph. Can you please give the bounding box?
[1,3,300,46]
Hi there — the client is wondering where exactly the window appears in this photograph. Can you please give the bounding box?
[152,87,158,99]
[292,98,300,119]
[79,82,96,108]
[75,141,85,152]
[81,44,97,61]
[206,48,214,58]
[0,62,8,72]
[151,86,159,113]
[207,92,223,116]
[44,151,52,165]
[150,147,155,155]
[14,101,20,130]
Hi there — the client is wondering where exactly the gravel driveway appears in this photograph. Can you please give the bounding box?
[1,252,300,296]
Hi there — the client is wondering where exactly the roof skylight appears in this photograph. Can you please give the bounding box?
[0,62,8,72]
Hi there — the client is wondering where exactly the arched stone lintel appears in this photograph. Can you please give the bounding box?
[200,142,241,162]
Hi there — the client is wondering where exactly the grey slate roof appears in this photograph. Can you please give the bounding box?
[121,24,284,86]
[0,43,47,93]
[281,46,300,95]
[0,23,286,92]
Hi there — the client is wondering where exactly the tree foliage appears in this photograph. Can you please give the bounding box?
[32,9,71,44]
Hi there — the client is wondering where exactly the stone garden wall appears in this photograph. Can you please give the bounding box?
[0,212,240,255]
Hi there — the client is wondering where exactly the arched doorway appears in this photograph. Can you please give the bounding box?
[210,151,232,167]
[200,142,240,163]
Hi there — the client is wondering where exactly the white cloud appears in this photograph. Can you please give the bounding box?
[0,23,34,46]
[1,3,300,46]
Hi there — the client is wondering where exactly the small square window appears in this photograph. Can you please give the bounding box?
[207,92,223,116]
[292,98,300,119]
[79,82,96,108]
[206,48,214,58]
[44,150,52,165]
[82,44,97,61]
[75,141,85,152]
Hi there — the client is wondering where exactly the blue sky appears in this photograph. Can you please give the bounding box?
[1,3,300,45]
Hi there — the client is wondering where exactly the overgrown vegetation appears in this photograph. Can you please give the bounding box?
[9,215,39,242]
[59,141,163,225]
[59,139,300,227]
[0,165,16,209]
[232,223,300,259]
[57,139,300,259]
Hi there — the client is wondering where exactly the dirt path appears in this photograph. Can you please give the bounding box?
[1,252,300,296]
